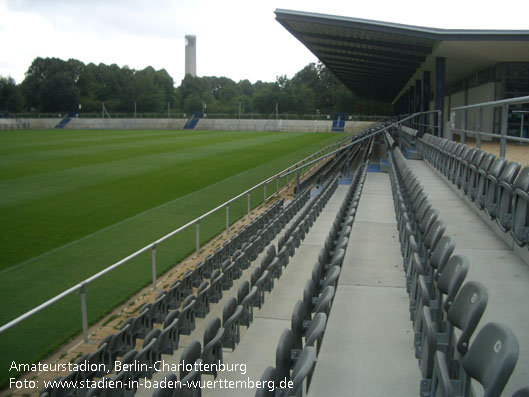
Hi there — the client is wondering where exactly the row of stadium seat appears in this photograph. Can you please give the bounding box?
[293,126,377,196]
[417,133,529,249]
[148,172,343,397]
[255,148,372,396]
[39,190,310,397]
[386,133,529,397]
[251,137,374,396]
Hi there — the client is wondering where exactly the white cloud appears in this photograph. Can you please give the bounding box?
[1,0,528,85]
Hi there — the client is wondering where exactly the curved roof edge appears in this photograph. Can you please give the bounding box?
[275,9,529,41]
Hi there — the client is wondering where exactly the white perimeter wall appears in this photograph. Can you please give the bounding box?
[195,119,373,133]
[13,118,373,133]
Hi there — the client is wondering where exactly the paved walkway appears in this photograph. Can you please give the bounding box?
[308,171,420,396]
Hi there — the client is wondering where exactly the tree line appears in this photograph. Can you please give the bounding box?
[0,57,390,116]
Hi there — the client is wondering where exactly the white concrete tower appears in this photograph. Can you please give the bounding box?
[185,35,197,77]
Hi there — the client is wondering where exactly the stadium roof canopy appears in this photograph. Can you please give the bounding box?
[275,9,529,102]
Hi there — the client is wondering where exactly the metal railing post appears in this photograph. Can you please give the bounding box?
[151,244,157,289]
[225,204,230,233]
[500,104,508,158]
[460,110,467,144]
[276,176,279,193]
[247,192,251,214]
[80,284,88,343]
[296,170,300,194]
[195,221,200,254]
[264,183,267,202]
[438,110,443,138]
[477,107,483,149]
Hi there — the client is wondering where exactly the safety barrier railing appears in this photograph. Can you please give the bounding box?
[0,123,386,342]
[450,95,529,158]
[397,110,442,137]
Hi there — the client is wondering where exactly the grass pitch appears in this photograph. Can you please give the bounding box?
[0,128,345,387]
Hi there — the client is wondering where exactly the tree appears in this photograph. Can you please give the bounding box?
[21,57,81,112]
[14,57,390,116]
[0,76,23,112]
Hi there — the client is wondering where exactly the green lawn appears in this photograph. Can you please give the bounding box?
[0,129,345,387]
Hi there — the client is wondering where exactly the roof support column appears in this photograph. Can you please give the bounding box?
[415,79,422,131]
[415,80,422,113]
[435,57,446,137]
[423,71,431,134]
[409,87,415,116]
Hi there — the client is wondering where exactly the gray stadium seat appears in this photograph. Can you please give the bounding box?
[429,235,456,284]
[250,266,266,308]
[162,316,180,350]
[255,367,278,397]
[165,280,183,311]
[291,300,305,350]
[237,280,256,327]
[178,340,202,397]
[276,328,294,384]
[485,161,521,220]
[497,166,529,232]
[304,312,327,355]
[289,346,316,396]
[433,322,519,397]
[512,173,529,247]
[178,295,196,335]
[436,254,469,314]
[221,259,234,291]
[152,373,179,397]
[99,323,133,367]
[135,338,157,379]
[201,317,224,377]
[321,265,340,290]
[209,270,224,303]
[513,386,529,397]
[443,281,488,357]
[222,297,242,350]
[195,281,211,318]
[314,286,335,317]
[143,294,168,325]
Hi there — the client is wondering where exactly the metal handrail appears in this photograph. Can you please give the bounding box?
[0,125,383,339]
[451,95,529,110]
[449,95,529,157]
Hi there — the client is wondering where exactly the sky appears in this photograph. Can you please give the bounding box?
[1,0,529,86]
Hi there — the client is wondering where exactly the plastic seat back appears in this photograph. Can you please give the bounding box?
[201,317,224,376]
[290,346,316,395]
[437,254,469,313]
[276,328,294,384]
[305,312,327,354]
[462,322,519,397]
[447,281,488,356]
[255,367,277,397]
